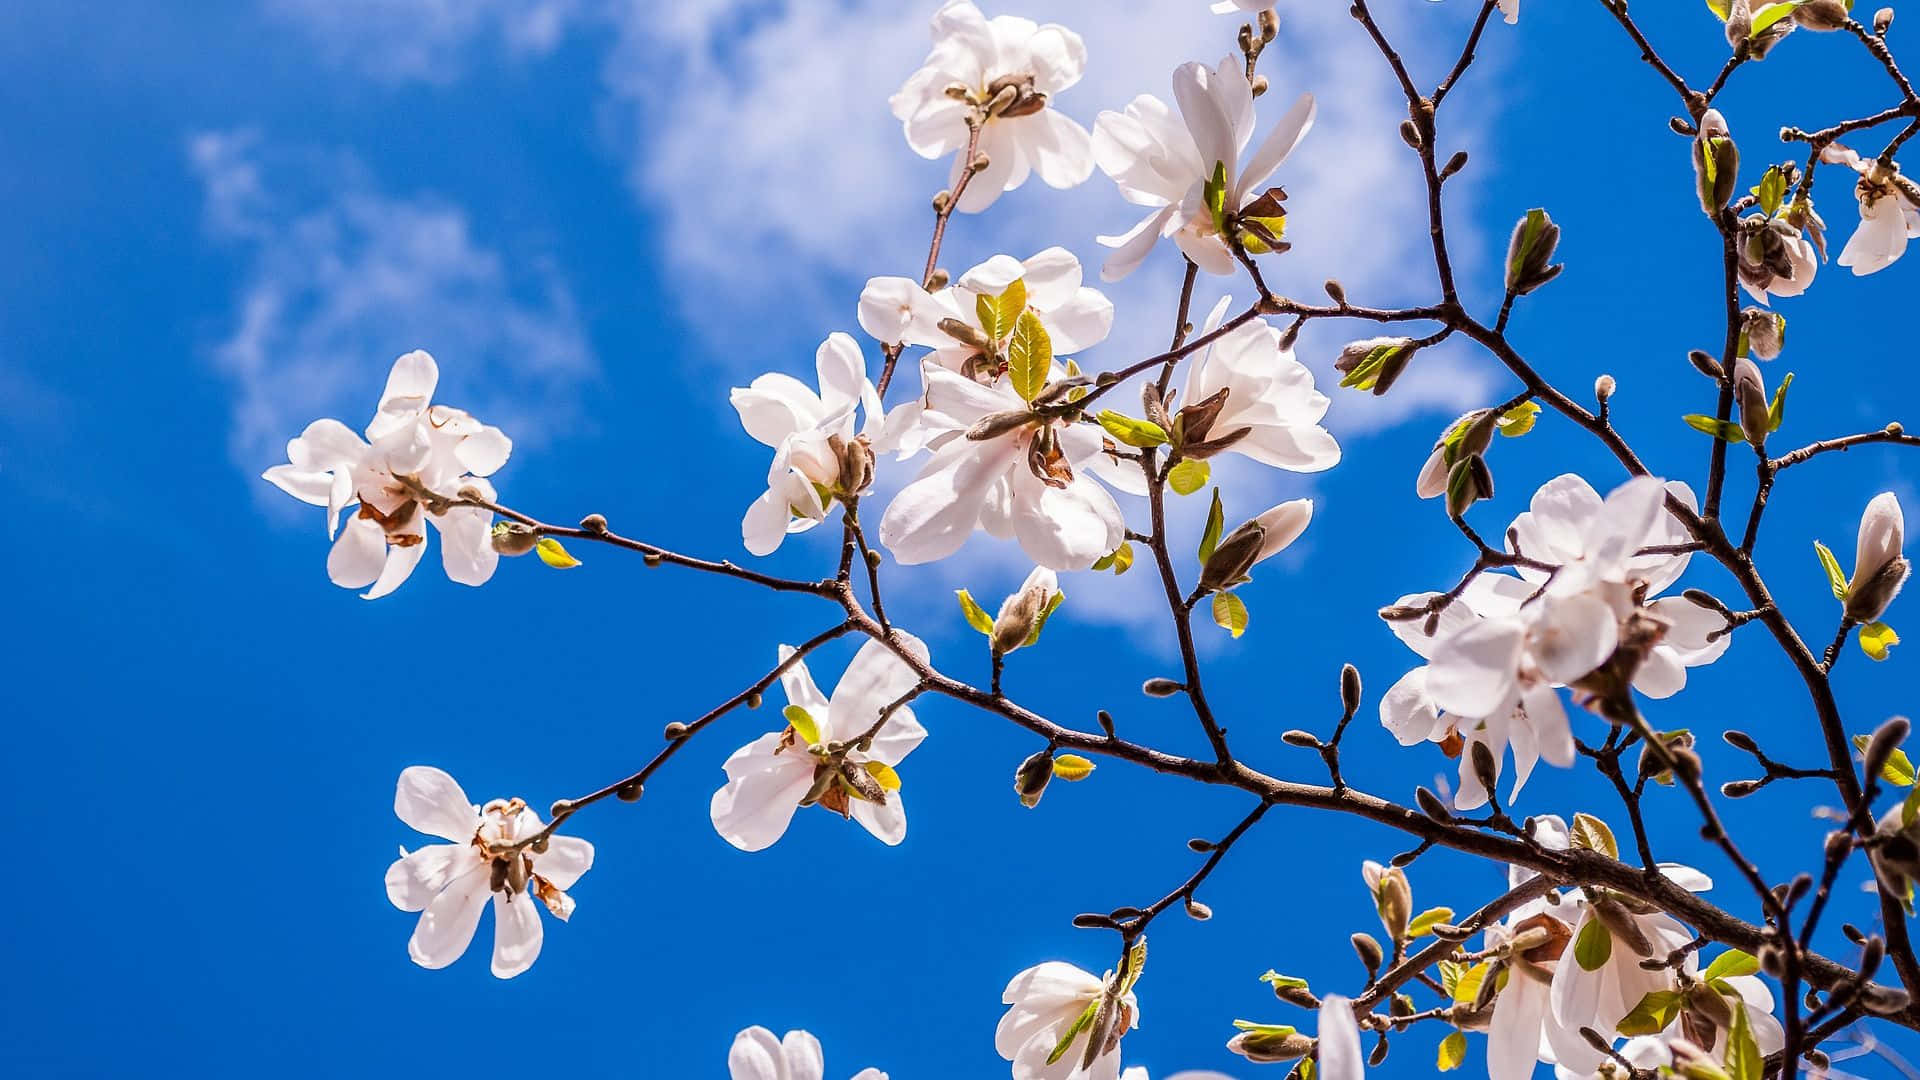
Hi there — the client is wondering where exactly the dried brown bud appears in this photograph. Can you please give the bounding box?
[1282,729,1323,748]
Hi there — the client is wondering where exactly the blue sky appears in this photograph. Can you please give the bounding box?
[5,1,1920,1076]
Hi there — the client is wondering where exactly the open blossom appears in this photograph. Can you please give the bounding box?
[728,1027,886,1080]
[997,960,1139,1080]
[1092,57,1314,280]
[263,350,511,599]
[384,766,593,979]
[1822,142,1920,274]
[1481,817,1581,1080]
[732,333,883,556]
[859,249,1113,365]
[710,634,930,851]
[879,363,1125,569]
[1175,298,1340,473]
[890,1,1092,213]
[1736,209,1822,304]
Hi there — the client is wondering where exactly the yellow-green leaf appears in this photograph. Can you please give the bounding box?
[1007,309,1052,403]
[1168,458,1209,495]
[1571,812,1619,860]
[1575,917,1612,971]
[1815,540,1848,600]
[976,278,1027,346]
[1701,949,1760,982]
[1110,541,1135,575]
[1203,159,1229,234]
[1751,0,1802,34]
[1683,413,1747,443]
[1097,410,1169,447]
[1862,621,1901,662]
[1450,961,1490,1006]
[1408,906,1455,937]
[1024,589,1066,647]
[1212,590,1249,638]
[1052,754,1096,781]
[1437,1031,1468,1072]
[1726,1001,1763,1080]
[865,760,902,791]
[1753,166,1788,217]
[1199,487,1225,562]
[1617,989,1685,1036]
[784,705,821,747]
[535,537,581,568]
[1496,400,1541,437]
[1768,371,1795,433]
[956,589,995,635]
[1903,785,1920,828]
[1855,732,1915,784]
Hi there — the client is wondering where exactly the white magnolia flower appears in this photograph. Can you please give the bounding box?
[1823,142,1920,275]
[1482,817,1581,1080]
[1575,974,1785,1080]
[383,766,593,979]
[879,363,1125,569]
[732,333,883,556]
[997,960,1140,1080]
[728,1027,887,1080]
[710,634,931,851]
[1176,298,1341,472]
[1545,865,1713,1075]
[1093,57,1314,280]
[263,350,511,599]
[890,1,1093,213]
[1315,996,1364,1080]
[1845,491,1909,623]
[859,249,1113,361]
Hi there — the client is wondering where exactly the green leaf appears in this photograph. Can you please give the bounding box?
[975,278,1027,346]
[1496,400,1541,437]
[1450,961,1490,1005]
[1571,812,1620,859]
[1204,159,1229,235]
[1260,971,1309,990]
[1168,458,1210,496]
[1683,414,1747,443]
[1575,917,1612,972]
[1052,754,1096,781]
[1506,208,1551,289]
[1437,1031,1468,1072]
[1096,410,1169,447]
[1705,0,1731,19]
[864,760,902,792]
[1701,949,1761,982]
[1903,785,1920,828]
[1025,590,1066,647]
[1199,488,1226,563]
[1046,1000,1099,1066]
[1408,906,1455,937]
[956,589,995,635]
[1212,590,1249,638]
[1006,309,1052,403]
[1726,1001,1763,1080]
[1862,621,1901,662]
[1815,540,1848,599]
[1231,1020,1298,1036]
[1768,371,1795,433]
[1121,937,1148,993]
[1110,541,1135,575]
[1617,989,1686,1036]
[1754,166,1788,217]
[1854,732,1916,783]
[1752,1,1803,34]
[783,705,821,747]
[535,537,581,568]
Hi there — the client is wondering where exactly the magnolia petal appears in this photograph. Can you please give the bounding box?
[1097,205,1177,282]
[1235,91,1315,202]
[385,844,472,912]
[1316,996,1364,1080]
[849,791,908,846]
[363,519,427,601]
[1487,970,1550,1080]
[880,435,1023,565]
[327,514,388,590]
[534,835,594,891]
[1428,615,1526,717]
[395,766,478,842]
[1529,592,1619,686]
[433,506,498,587]
[406,862,490,969]
[490,892,544,978]
[830,634,932,759]
[729,1026,788,1080]
[1380,667,1448,746]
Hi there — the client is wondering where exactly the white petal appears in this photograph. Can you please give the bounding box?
[1428,616,1526,717]
[362,519,428,600]
[395,766,477,842]
[385,844,472,912]
[1023,109,1095,190]
[534,835,594,891]
[1529,592,1619,685]
[1008,467,1127,570]
[327,514,388,590]
[490,892,544,978]
[367,350,438,441]
[781,1029,826,1080]
[729,1027,786,1080]
[455,424,512,477]
[1316,996,1364,1080]
[710,752,815,852]
[1380,667,1449,746]
[1097,206,1177,282]
[880,435,1023,564]
[433,506,499,587]
[1235,91,1315,202]
[849,791,908,846]
[407,862,490,969]
[1488,972,1550,1080]
[830,634,932,752]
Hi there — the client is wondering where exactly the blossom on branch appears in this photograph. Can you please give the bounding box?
[997,956,1141,1080]
[732,333,883,556]
[384,766,593,979]
[1172,298,1340,472]
[728,1027,887,1080]
[891,1,1093,213]
[710,635,931,851]
[1822,142,1920,275]
[263,350,511,598]
[1092,57,1314,280]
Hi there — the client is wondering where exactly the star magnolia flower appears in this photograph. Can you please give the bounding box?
[263,350,511,599]
[1315,996,1364,1080]
[1735,210,1822,304]
[728,1027,887,1080]
[1480,816,1586,1080]
[1093,57,1314,280]
[710,634,931,851]
[732,333,883,556]
[997,960,1140,1080]
[384,766,593,979]
[1583,973,1785,1079]
[879,364,1126,569]
[1822,142,1920,275]
[859,248,1113,366]
[889,1,1093,213]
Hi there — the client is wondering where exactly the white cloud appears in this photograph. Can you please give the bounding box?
[265,0,583,83]
[190,129,595,479]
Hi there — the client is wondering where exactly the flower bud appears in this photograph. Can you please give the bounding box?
[835,433,875,495]
[1795,0,1852,29]
[1340,663,1363,717]
[1720,778,1764,798]
[1877,7,1895,34]
[578,513,608,533]
[1594,374,1616,401]
[1227,1029,1316,1064]
[1350,932,1384,975]
[1336,337,1417,395]
[1742,307,1786,360]
[490,521,541,556]
[992,566,1060,655]
[1733,357,1770,448]
[1442,149,1469,180]
[615,780,644,802]
[1185,898,1213,921]
[663,721,689,740]
[1416,786,1453,823]
[1693,109,1739,215]
[1324,279,1347,304]
[1201,500,1313,592]
[1364,861,1413,942]
[1014,748,1053,808]
[1142,677,1184,697]
[1688,349,1725,380]
[1847,493,1909,622]
[1504,208,1563,296]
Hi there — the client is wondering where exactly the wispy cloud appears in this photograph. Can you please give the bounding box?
[190,130,596,479]
[264,0,583,83]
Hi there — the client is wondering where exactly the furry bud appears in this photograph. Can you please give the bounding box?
[1142,677,1184,698]
[1014,749,1054,809]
